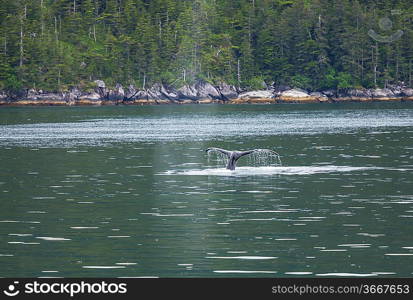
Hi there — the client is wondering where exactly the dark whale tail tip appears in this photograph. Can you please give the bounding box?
[205,147,280,170]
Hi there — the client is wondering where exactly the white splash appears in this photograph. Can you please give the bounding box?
[162,166,380,176]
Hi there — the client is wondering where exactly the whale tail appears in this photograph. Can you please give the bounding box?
[206,148,280,170]
[205,147,232,157]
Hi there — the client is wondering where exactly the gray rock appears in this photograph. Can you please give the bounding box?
[280,88,310,98]
[195,81,221,99]
[217,83,238,100]
[347,89,372,98]
[321,90,336,97]
[239,90,274,99]
[146,83,170,101]
[71,87,82,97]
[115,83,125,98]
[26,91,64,101]
[94,80,106,89]
[107,83,125,100]
[310,92,329,101]
[79,92,101,101]
[388,85,403,96]
[150,83,179,101]
[177,82,221,100]
[177,85,199,100]
[160,85,179,101]
[401,88,413,97]
[371,88,395,98]
[27,88,38,98]
[134,90,149,100]
[93,80,108,99]
[64,87,81,101]
[125,84,139,100]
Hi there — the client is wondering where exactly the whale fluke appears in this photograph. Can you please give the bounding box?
[206,147,280,170]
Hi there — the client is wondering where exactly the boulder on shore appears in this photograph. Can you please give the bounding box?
[335,89,372,101]
[2,81,413,105]
[217,83,238,100]
[0,91,7,101]
[8,89,66,105]
[125,84,137,100]
[231,90,274,103]
[78,92,101,101]
[177,81,221,101]
[146,83,169,101]
[240,90,274,99]
[63,87,81,102]
[310,92,329,102]
[195,81,221,100]
[177,85,198,100]
[106,83,125,100]
[25,89,64,101]
[370,88,398,100]
[401,87,413,98]
[94,80,106,89]
[238,90,274,100]
[277,88,318,102]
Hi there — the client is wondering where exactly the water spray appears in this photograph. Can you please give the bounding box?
[206,147,282,170]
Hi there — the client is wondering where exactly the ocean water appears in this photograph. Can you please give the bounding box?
[0,102,412,277]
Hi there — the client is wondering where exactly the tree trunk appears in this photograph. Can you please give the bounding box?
[54,16,58,43]
[371,44,378,87]
[40,0,44,37]
[395,46,399,83]
[237,59,241,89]
[142,73,146,90]
[20,17,24,67]
[361,47,364,82]
[58,69,61,89]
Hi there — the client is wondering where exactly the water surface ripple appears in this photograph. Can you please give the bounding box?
[0,103,412,277]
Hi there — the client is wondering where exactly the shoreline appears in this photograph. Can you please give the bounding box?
[2,81,413,107]
[1,97,413,106]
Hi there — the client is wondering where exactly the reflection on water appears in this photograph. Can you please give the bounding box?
[0,103,412,277]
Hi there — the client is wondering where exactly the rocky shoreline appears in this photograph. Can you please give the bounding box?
[1,80,413,106]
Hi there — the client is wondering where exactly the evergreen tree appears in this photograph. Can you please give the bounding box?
[0,0,412,91]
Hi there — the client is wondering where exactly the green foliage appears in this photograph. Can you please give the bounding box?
[290,75,312,91]
[159,71,176,85]
[76,80,97,93]
[2,74,22,93]
[0,57,22,94]
[0,0,412,92]
[246,76,267,90]
[320,68,355,90]
[336,72,353,89]
[322,68,339,90]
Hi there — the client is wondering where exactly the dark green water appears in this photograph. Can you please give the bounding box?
[0,103,412,278]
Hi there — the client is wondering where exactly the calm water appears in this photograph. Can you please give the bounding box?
[0,103,412,278]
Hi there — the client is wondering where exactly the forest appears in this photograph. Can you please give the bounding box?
[0,0,412,94]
